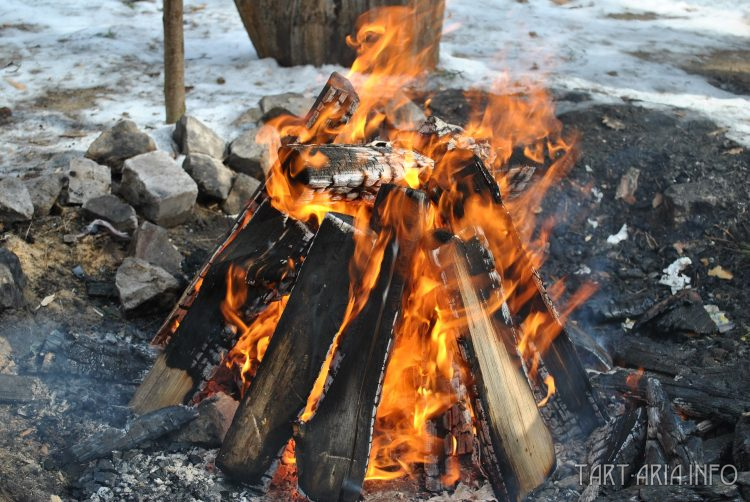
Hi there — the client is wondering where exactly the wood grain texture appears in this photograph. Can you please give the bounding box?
[216,213,357,486]
[233,0,444,67]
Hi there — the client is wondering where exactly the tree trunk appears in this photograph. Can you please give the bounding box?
[163,0,185,123]
[233,0,444,68]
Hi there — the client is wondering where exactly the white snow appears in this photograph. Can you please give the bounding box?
[659,256,693,294]
[1,0,748,176]
[606,223,628,245]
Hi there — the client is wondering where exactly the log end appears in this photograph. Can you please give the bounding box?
[130,353,194,414]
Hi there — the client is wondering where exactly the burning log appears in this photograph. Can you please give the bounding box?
[295,185,428,502]
[216,212,359,486]
[278,143,433,201]
[130,196,314,413]
[431,155,607,435]
[303,72,360,144]
[434,231,556,502]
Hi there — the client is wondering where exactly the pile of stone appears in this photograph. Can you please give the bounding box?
[0,93,313,316]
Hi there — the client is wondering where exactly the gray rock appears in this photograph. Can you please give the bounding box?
[259,92,314,120]
[221,173,261,215]
[119,151,198,227]
[173,115,226,159]
[0,177,34,223]
[85,120,157,172]
[0,248,26,311]
[172,393,238,447]
[665,181,720,222]
[115,257,179,313]
[183,153,235,200]
[231,107,263,128]
[63,158,111,205]
[225,127,271,179]
[129,221,183,277]
[24,174,64,216]
[82,195,138,234]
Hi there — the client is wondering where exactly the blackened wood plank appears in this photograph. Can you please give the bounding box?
[131,198,313,413]
[303,72,360,144]
[295,186,427,502]
[216,212,357,486]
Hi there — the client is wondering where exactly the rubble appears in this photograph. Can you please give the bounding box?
[85,120,157,172]
[63,158,112,205]
[82,195,138,234]
[0,248,26,311]
[115,257,180,314]
[225,127,270,179]
[171,393,239,448]
[220,173,261,215]
[0,176,34,223]
[129,221,183,278]
[183,153,235,200]
[173,116,226,160]
[119,151,198,227]
[259,92,314,120]
[23,173,64,216]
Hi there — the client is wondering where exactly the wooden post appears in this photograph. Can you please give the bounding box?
[163,0,185,123]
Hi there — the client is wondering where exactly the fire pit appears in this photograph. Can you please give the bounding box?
[130,7,608,501]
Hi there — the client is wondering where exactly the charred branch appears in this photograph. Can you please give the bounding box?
[303,72,360,144]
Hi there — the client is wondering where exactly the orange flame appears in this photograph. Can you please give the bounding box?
[220,264,290,396]
[217,0,598,487]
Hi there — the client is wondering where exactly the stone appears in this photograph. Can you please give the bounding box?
[183,153,235,200]
[173,115,226,159]
[86,120,157,172]
[172,393,239,447]
[225,127,271,179]
[129,221,183,277]
[119,151,198,227]
[0,177,34,223]
[259,92,314,120]
[63,158,111,205]
[82,195,138,234]
[664,181,720,222]
[231,107,263,128]
[24,174,64,216]
[115,257,179,314]
[221,173,261,215]
[0,248,26,311]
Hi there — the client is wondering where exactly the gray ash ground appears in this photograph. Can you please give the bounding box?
[1,93,749,501]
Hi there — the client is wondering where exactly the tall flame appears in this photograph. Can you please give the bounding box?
[218,0,596,486]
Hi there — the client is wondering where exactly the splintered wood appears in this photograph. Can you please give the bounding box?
[436,233,555,501]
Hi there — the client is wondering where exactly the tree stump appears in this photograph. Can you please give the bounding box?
[233,0,445,68]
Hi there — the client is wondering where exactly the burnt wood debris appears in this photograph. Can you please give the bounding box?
[123,71,614,502]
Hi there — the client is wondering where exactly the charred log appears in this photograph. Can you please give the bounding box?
[278,143,433,201]
[435,232,556,502]
[303,72,360,144]
[295,186,428,502]
[431,154,607,434]
[216,212,358,486]
[131,197,313,413]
